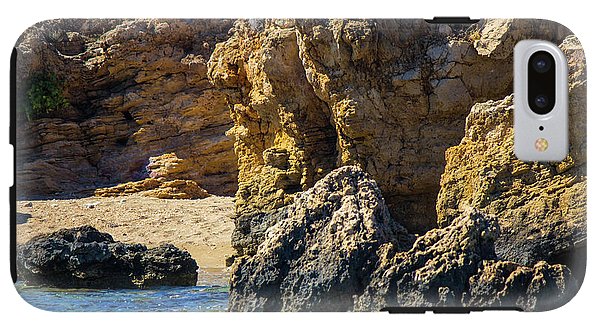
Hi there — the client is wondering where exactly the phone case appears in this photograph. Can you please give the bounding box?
[10,18,586,312]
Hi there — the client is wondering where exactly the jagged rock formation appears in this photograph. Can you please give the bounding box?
[355,208,500,310]
[356,209,576,311]
[229,168,575,311]
[95,153,209,199]
[208,19,572,246]
[217,19,583,311]
[16,19,238,198]
[17,225,198,288]
[229,166,414,311]
[464,260,574,311]
[436,37,586,272]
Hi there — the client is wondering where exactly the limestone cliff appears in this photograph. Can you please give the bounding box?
[16,19,238,198]
[216,19,584,311]
[207,19,572,252]
[436,37,586,273]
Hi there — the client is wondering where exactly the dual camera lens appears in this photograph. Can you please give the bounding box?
[528,51,556,115]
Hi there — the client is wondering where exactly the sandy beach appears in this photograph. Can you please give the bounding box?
[16,195,236,279]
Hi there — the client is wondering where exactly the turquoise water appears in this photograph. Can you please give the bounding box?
[15,283,229,312]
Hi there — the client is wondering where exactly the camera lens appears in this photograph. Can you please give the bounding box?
[534,95,549,108]
[530,52,553,73]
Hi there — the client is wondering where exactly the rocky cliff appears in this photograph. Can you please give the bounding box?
[214,19,585,311]
[436,36,586,272]
[16,19,238,198]
[207,19,572,252]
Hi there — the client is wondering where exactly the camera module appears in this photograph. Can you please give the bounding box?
[528,51,556,114]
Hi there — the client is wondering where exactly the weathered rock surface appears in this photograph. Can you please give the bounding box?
[474,19,573,59]
[208,19,572,254]
[16,19,238,198]
[230,168,574,311]
[436,37,586,271]
[228,166,414,311]
[17,225,198,288]
[464,260,575,311]
[355,208,500,310]
[357,209,576,311]
[94,153,210,199]
[94,178,209,199]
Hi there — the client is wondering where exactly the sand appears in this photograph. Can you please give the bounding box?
[16,195,236,277]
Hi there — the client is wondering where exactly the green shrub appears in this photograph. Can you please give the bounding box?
[22,72,69,120]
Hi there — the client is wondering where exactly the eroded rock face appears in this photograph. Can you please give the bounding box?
[94,153,210,199]
[17,225,198,288]
[436,37,586,270]
[16,19,238,198]
[474,19,572,59]
[464,260,576,311]
[228,166,414,311]
[355,208,500,310]
[230,168,574,311]
[208,19,571,246]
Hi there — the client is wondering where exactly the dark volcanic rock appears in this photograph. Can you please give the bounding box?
[228,166,414,312]
[17,225,198,288]
[355,208,500,310]
[464,260,577,311]
[229,167,575,312]
[231,208,288,256]
[355,208,576,311]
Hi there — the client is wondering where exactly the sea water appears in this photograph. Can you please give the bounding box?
[15,283,229,312]
[15,269,230,312]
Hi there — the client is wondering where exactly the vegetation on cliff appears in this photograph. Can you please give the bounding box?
[21,72,69,121]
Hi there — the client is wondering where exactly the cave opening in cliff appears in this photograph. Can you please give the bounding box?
[122,110,134,121]
[115,137,128,146]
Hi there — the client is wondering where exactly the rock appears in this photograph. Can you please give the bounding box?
[355,208,499,310]
[94,153,210,199]
[16,19,238,199]
[16,225,198,288]
[207,19,572,258]
[95,177,209,199]
[231,208,288,256]
[225,254,236,267]
[436,37,586,273]
[228,166,414,311]
[230,173,574,311]
[84,201,99,208]
[145,153,192,180]
[356,209,576,311]
[464,260,577,311]
[23,202,33,207]
[474,19,572,59]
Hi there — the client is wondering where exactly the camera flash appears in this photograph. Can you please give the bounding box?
[535,138,549,152]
